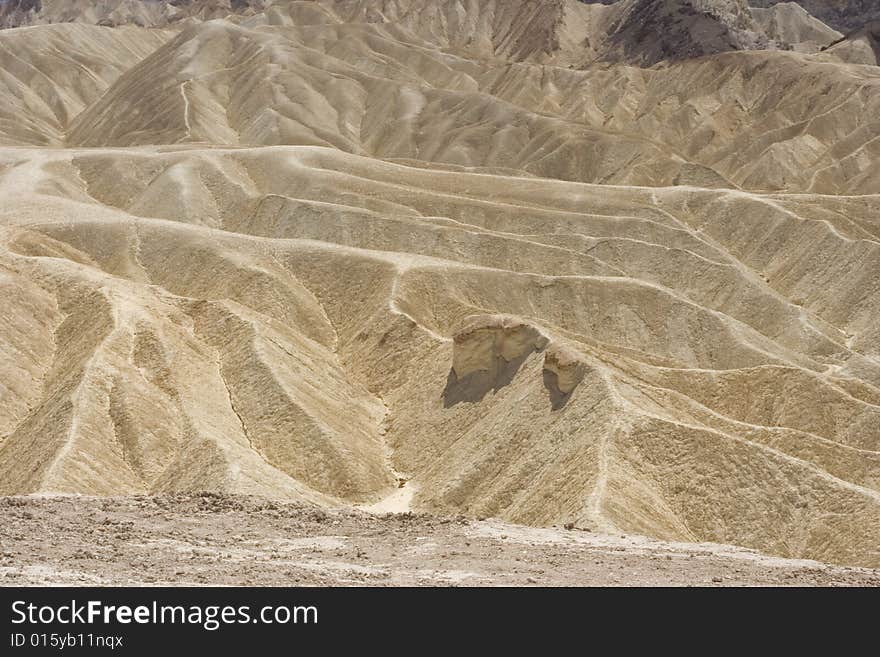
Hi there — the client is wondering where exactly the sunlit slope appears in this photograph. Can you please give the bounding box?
[65,17,689,187]
[1,146,878,567]
[1,0,878,569]
[55,14,880,193]
[0,23,172,145]
[751,1,842,52]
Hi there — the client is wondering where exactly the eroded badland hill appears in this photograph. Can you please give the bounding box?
[0,0,879,575]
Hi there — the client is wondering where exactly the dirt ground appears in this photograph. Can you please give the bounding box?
[1,494,877,587]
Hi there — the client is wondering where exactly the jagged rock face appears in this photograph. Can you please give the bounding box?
[749,0,880,33]
[447,316,589,409]
[1,0,798,66]
[0,0,582,63]
[0,0,39,28]
[603,0,773,65]
[692,0,760,30]
[451,316,550,382]
[446,316,551,405]
[0,0,271,28]
[543,347,587,396]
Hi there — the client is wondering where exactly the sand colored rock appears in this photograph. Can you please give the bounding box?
[751,2,842,52]
[543,346,587,395]
[451,316,550,379]
[0,1,878,572]
[823,21,880,66]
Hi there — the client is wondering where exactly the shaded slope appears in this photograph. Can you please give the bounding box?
[602,0,772,65]
[750,0,880,33]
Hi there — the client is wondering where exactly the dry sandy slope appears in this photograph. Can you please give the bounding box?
[0,23,173,146]
[1,494,878,586]
[0,1,879,573]
[1,144,879,569]
[3,5,879,193]
[751,2,842,53]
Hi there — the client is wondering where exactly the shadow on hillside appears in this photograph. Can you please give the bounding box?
[442,351,532,407]
[542,368,572,411]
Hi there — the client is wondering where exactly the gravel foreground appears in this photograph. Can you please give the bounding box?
[1,495,877,587]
